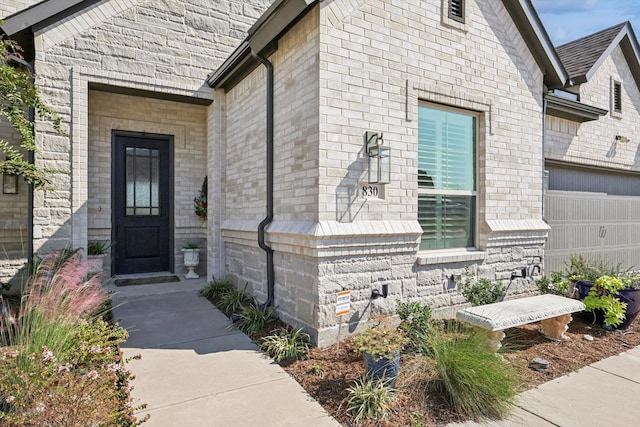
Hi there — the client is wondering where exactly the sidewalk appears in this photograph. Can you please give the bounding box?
[110,276,640,427]
[450,345,640,427]
[108,276,340,427]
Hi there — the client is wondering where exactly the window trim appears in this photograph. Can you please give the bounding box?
[418,101,479,251]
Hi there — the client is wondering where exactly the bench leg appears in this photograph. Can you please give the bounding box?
[474,327,505,350]
[540,314,572,341]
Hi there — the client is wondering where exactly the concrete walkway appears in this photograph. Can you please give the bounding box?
[108,277,340,427]
[110,276,640,427]
[450,346,640,427]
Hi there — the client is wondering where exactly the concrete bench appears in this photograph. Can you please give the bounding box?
[456,294,586,349]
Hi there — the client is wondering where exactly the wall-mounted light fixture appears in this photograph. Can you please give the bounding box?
[2,174,18,194]
[615,135,632,143]
[365,131,390,184]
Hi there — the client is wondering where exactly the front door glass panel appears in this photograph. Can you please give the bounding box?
[125,147,160,216]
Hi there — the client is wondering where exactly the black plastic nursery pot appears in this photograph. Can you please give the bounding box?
[575,282,640,330]
[616,288,640,330]
[575,281,594,300]
[363,350,400,388]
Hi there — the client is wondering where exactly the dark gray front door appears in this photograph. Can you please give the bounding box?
[112,132,173,274]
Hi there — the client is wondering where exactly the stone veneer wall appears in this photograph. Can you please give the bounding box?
[218,1,549,346]
[545,45,640,170]
[21,0,272,261]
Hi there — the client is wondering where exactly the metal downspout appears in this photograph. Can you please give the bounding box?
[542,94,547,223]
[251,49,275,308]
[8,54,35,268]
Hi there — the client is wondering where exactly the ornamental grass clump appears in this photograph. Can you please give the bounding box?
[0,251,147,426]
[2,250,109,365]
[231,305,276,336]
[427,326,518,420]
[217,284,253,313]
[260,328,309,363]
[342,376,395,422]
[199,277,232,300]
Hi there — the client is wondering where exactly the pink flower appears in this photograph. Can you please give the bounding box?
[107,363,120,372]
[5,396,15,403]
[86,370,99,380]
[89,345,101,354]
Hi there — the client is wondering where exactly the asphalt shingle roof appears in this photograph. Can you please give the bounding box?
[556,22,627,80]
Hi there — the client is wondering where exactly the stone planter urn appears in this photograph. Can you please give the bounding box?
[87,254,106,275]
[181,248,200,279]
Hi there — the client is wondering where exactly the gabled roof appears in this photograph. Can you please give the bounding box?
[209,0,570,90]
[500,0,568,88]
[556,21,640,88]
[0,0,95,36]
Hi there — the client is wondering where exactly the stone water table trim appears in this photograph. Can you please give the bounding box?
[456,294,586,348]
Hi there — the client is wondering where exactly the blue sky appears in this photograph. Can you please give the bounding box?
[531,0,640,46]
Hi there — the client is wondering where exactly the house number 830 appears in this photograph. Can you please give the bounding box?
[362,186,379,198]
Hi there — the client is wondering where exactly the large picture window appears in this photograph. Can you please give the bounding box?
[418,104,476,250]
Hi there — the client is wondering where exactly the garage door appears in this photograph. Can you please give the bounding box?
[544,165,640,273]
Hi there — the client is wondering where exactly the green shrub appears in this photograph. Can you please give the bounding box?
[342,376,395,422]
[260,328,309,363]
[536,271,570,296]
[460,277,505,306]
[231,306,275,336]
[565,254,623,283]
[216,285,253,313]
[427,328,517,420]
[396,300,433,352]
[199,277,232,300]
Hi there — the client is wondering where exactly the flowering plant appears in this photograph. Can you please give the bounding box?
[194,196,207,219]
[194,176,207,219]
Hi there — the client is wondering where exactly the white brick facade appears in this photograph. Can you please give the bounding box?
[216,1,549,346]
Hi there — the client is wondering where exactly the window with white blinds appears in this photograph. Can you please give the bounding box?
[418,104,476,250]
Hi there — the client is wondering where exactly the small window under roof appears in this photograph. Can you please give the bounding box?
[613,81,622,113]
[448,0,465,23]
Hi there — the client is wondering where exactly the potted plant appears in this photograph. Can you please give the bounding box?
[616,273,640,329]
[181,242,200,279]
[87,240,114,275]
[564,255,621,299]
[582,274,640,329]
[352,325,407,387]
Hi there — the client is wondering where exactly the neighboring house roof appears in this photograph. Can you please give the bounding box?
[556,21,640,88]
[209,0,570,90]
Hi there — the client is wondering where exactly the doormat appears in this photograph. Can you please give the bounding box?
[114,275,180,287]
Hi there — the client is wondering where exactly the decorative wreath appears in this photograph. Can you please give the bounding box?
[194,176,207,219]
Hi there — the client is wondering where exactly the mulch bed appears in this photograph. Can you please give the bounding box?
[281,315,640,426]
[207,293,640,426]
